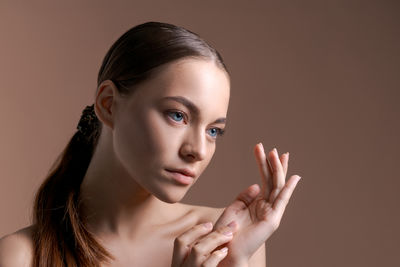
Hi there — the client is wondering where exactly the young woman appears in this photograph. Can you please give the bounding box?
[0,21,301,267]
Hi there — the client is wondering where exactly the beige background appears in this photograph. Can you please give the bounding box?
[1,1,399,266]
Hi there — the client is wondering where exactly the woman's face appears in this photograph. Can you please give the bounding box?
[112,58,230,203]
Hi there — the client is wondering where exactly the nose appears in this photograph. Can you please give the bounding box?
[179,127,207,162]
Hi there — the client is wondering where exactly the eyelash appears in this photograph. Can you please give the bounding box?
[166,110,225,139]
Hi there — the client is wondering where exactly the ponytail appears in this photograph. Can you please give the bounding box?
[32,105,113,266]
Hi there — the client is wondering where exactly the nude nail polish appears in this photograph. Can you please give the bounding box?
[259,142,264,152]
[227,221,236,228]
[203,222,212,229]
[223,230,233,236]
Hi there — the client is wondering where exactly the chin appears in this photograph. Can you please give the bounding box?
[154,188,188,204]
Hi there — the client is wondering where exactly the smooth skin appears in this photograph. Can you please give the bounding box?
[0,58,300,267]
[171,144,300,267]
[214,145,301,266]
[171,221,236,267]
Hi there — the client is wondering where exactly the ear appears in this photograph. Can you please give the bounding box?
[94,80,120,130]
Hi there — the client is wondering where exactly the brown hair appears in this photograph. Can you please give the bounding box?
[32,21,228,266]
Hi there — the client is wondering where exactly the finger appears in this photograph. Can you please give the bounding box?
[273,175,301,216]
[254,143,273,197]
[280,152,289,178]
[270,151,289,203]
[214,184,260,229]
[268,148,286,202]
[235,183,260,208]
[184,223,236,266]
[270,148,285,188]
[171,222,213,267]
[202,247,229,267]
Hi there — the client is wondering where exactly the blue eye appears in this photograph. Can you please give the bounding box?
[207,128,225,138]
[168,111,185,122]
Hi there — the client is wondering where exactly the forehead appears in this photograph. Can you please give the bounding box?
[130,58,230,118]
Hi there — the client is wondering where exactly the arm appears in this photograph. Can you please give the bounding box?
[248,243,266,267]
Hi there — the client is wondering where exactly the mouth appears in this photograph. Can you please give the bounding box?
[165,168,195,185]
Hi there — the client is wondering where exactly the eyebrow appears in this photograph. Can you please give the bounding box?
[161,96,226,124]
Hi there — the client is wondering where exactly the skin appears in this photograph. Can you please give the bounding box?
[0,58,300,267]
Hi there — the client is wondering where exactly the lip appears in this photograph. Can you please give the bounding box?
[165,168,195,185]
[166,168,196,178]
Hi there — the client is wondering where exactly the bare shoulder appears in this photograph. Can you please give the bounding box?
[0,225,35,267]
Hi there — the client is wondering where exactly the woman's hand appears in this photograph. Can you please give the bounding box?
[214,143,301,266]
[171,221,238,267]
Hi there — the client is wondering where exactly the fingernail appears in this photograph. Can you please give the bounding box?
[203,222,212,229]
[227,221,236,228]
[220,247,228,253]
[223,230,233,236]
[259,143,264,152]
[273,148,277,154]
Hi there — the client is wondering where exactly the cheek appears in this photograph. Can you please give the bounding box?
[203,145,216,169]
[145,111,177,159]
[113,110,155,175]
[113,109,180,173]
[190,145,215,185]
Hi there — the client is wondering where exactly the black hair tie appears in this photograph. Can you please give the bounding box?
[76,104,98,139]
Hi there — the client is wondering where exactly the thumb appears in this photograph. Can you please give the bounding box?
[214,184,260,229]
[235,183,261,208]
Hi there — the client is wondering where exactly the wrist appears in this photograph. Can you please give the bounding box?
[219,256,248,267]
[229,263,248,267]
